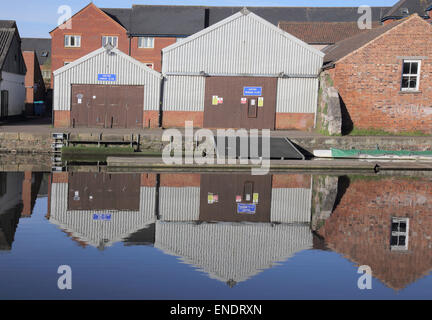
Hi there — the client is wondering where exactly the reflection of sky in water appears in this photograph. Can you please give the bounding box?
[0,172,432,300]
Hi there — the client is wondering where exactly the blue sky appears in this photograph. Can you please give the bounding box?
[1,0,397,38]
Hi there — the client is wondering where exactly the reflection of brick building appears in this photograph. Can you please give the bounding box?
[317,176,432,290]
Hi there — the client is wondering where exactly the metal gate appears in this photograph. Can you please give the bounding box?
[203,77,277,129]
[70,84,144,128]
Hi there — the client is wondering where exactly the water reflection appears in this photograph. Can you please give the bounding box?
[0,172,44,250]
[1,170,432,293]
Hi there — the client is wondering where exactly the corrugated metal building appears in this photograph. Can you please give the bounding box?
[53,45,161,128]
[161,9,324,130]
[49,173,156,249]
[155,222,312,285]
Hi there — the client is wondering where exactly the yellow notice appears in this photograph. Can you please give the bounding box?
[212,96,219,105]
[253,193,259,203]
[258,97,264,107]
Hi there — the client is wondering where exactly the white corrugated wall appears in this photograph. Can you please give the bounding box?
[163,76,205,111]
[155,222,312,283]
[270,188,312,223]
[162,12,323,75]
[159,187,201,221]
[276,78,319,114]
[53,48,161,111]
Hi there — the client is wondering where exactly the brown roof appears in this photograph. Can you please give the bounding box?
[323,15,413,64]
[278,21,380,45]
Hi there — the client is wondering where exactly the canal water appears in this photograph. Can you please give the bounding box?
[0,170,431,299]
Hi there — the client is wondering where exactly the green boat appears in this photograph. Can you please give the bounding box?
[313,148,432,160]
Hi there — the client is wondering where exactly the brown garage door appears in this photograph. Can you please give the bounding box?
[68,172,141,211]
[199,174,272,223]
[203,77,277,129]
[71,84,144,128]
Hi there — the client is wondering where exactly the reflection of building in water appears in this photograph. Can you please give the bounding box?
[0,171,45,250]
[156,173,313,285]
[316,176,432,291]
[48,172,314,284]
[0,172,23,250]
[49,172,156,249]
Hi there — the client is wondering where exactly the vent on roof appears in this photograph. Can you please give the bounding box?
[41,51,49,57]
[400,7,409,15]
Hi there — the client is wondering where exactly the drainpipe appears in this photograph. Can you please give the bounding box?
[128,35,132,56]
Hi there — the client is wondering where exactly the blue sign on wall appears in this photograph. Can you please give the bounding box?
[237,203,256,214]
[98,74,116,81]
[93,213,112,221]
[243,87,262,96]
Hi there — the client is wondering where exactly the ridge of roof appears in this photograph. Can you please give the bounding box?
[324,14,417,64]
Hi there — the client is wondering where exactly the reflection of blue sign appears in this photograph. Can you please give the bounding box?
[243,87,262,96]
[98,74,116,81]
[237,203,256,214]
[93,213,112,221]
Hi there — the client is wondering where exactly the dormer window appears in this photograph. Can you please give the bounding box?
[400,7,409,15]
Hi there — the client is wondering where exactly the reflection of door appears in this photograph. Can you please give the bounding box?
[68,172,140,211]
[1,90,9,118]
[199,174,272,223]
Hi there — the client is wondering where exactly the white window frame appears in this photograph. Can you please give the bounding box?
[138,37,154,48]
[391,217,409,251]
[102,36,118,48]
[401,60,421,92]
[64,35,81,48]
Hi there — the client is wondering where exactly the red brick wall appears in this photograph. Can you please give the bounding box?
[130,36,176,72]
[50,3,129,87]
[162,111,204,128]
[23,51,35,105]
[272,174,311,188]
[143,110,159,128]
[275,113,315,130]
[328,16,432,134]
[318,176,432,290]
[54,110,70,128]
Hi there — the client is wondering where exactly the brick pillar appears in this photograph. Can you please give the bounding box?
[21,171,32,217]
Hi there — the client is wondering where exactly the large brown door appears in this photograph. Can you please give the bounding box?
[199,174,273,223]
[70,84,144,128]
[68,172,141,211]
[203,77,277,129]
[126,85,144,128]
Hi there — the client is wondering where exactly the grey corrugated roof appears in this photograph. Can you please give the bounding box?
[21,38,51,65]
[130,5,206,36]
[209,6,390,26]
[0,20,16,29]
[323,16,409,64]
[100,8,132,30]
[0,28,15,71]
[382,0,432,21]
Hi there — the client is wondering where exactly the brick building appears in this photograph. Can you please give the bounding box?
[317,176,432,290]
[323,14,432,134]
[22,51,45,115]
[49,3,389,79]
